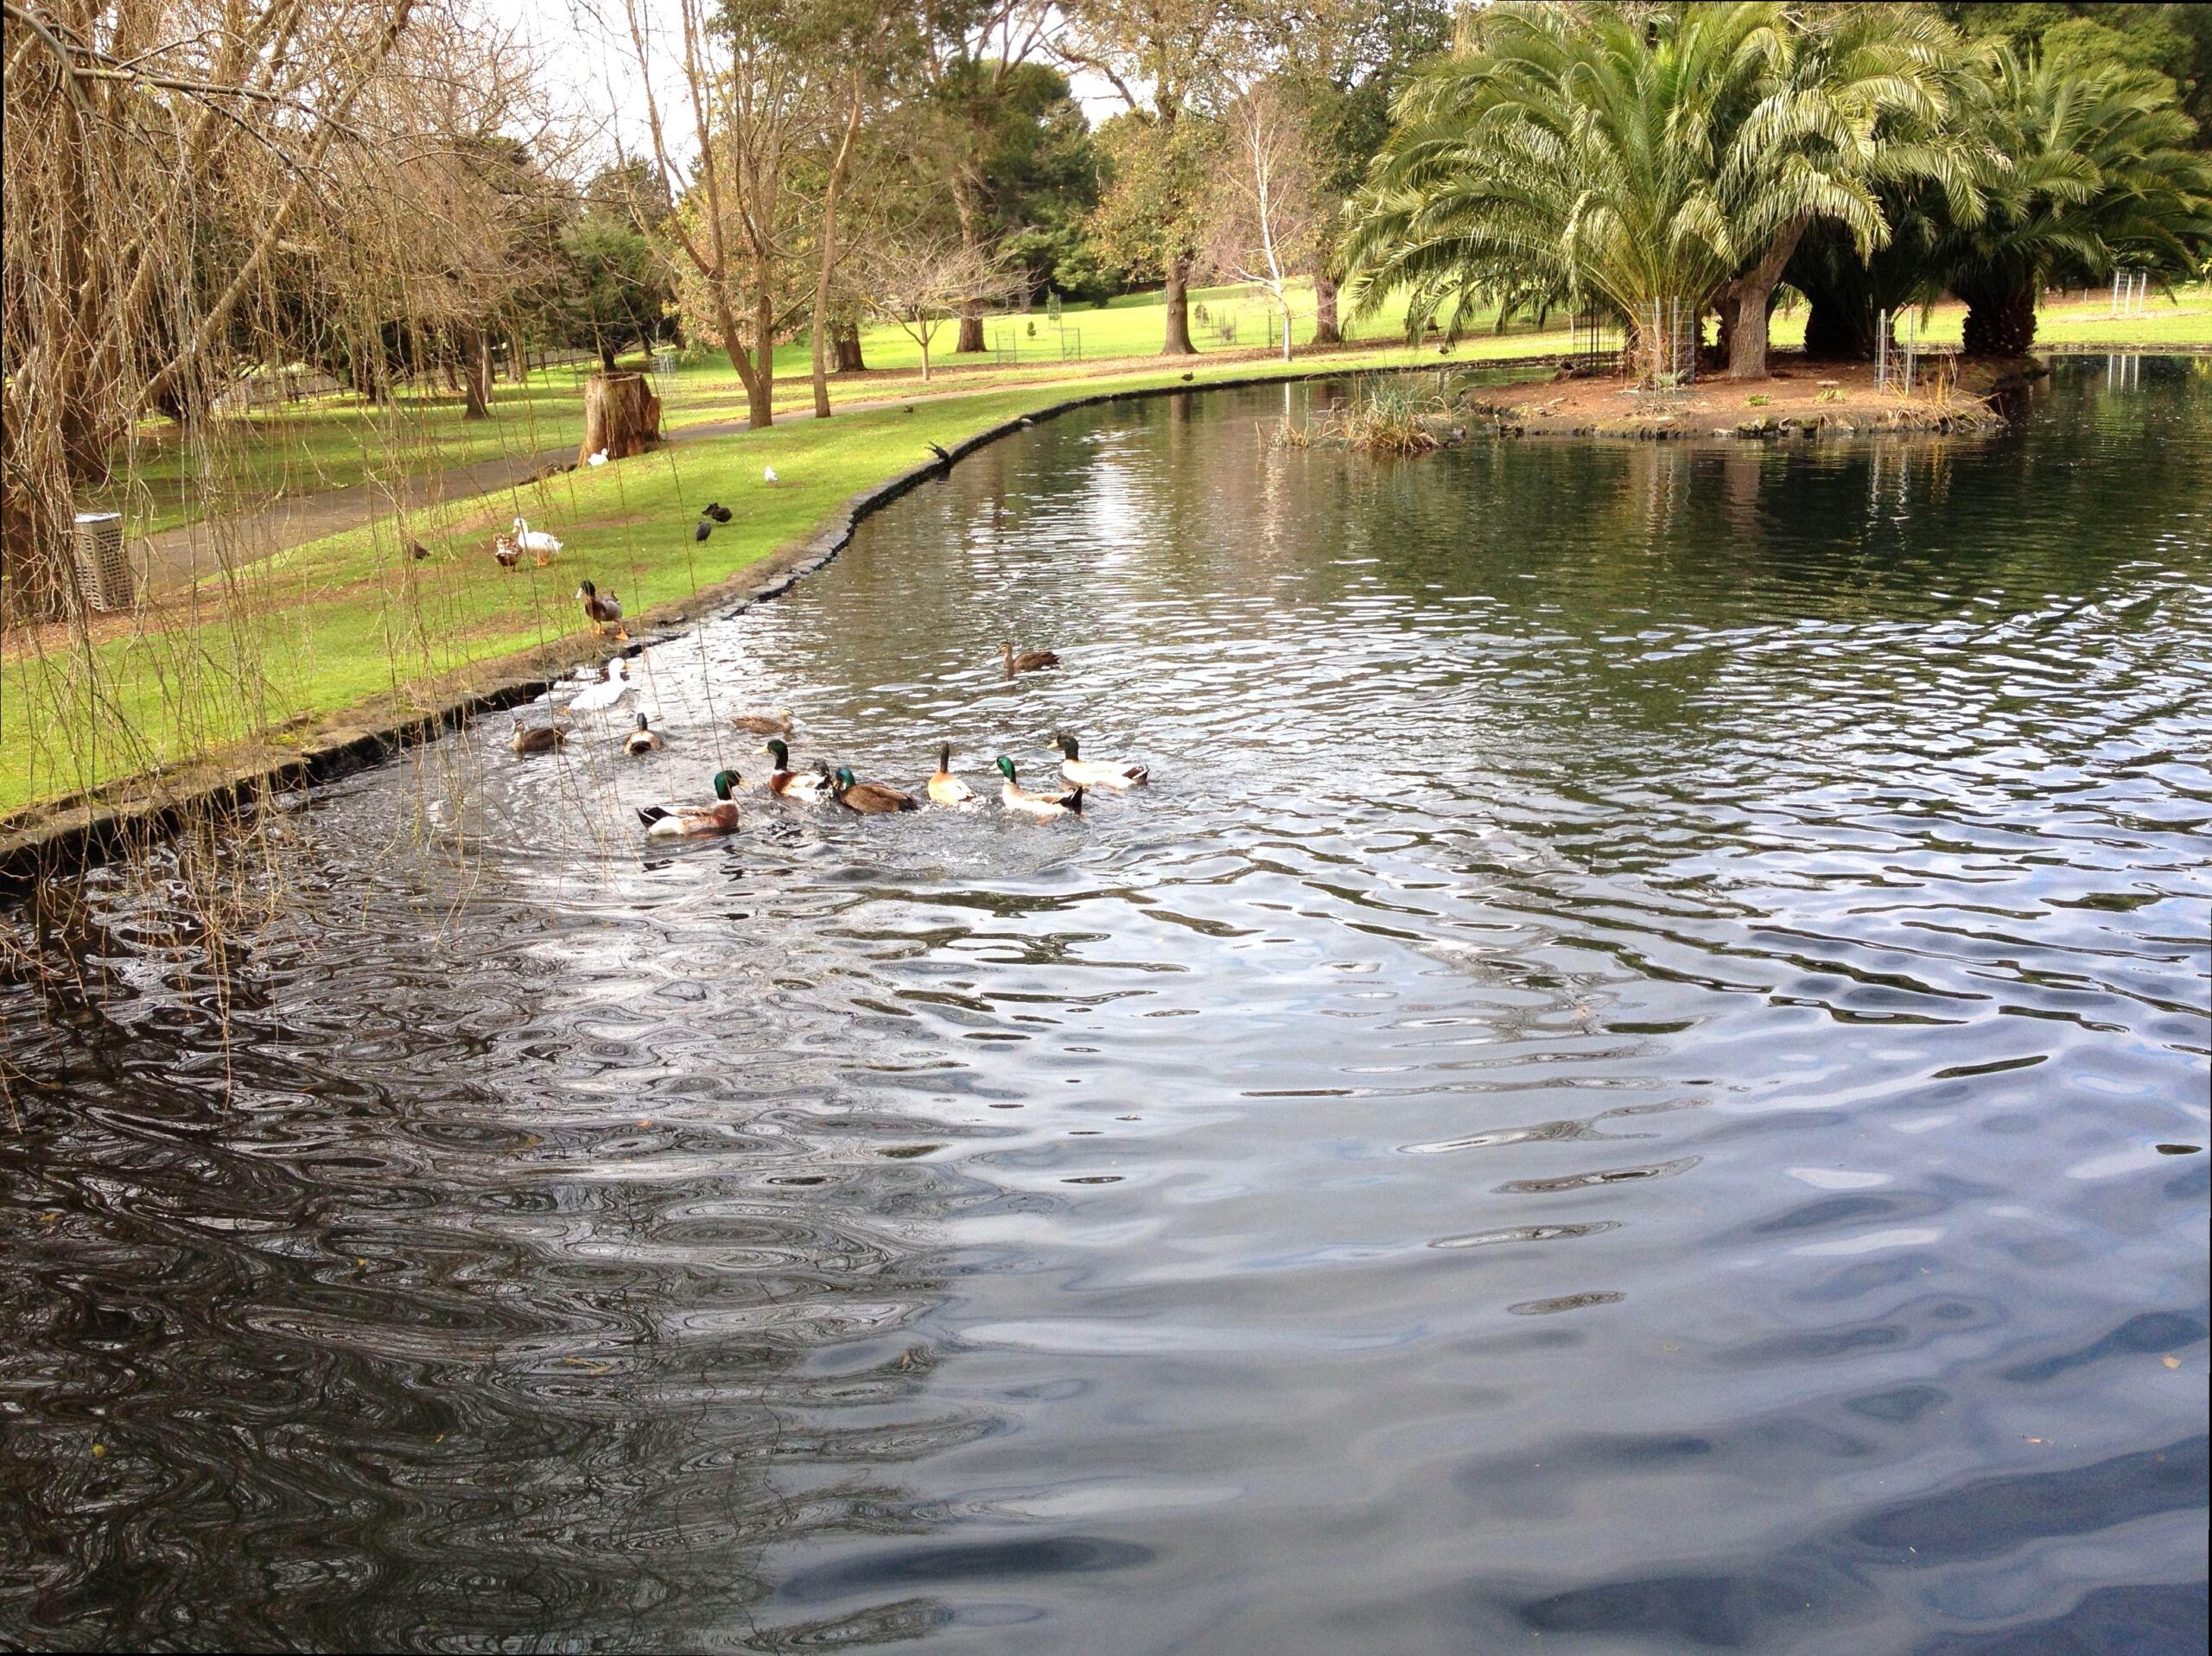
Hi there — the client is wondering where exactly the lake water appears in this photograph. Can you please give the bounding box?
[3,356,2208,1653]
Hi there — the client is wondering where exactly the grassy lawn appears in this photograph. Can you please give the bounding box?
[10,282,2206,823]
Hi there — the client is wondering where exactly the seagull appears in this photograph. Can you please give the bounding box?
[564,656,630,713]
[762,465,779,485]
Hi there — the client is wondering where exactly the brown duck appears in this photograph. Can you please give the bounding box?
[831,765,918,814]
[1001,640,1061,676]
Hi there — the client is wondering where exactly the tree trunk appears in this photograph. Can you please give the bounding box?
[1162,257,1196,356]
[1312,272,1341,345]
[581,371,661,462]
[811,64,867,421]
[836,322,867,372]
[1725,218,1808,381]
[1961,283,2037,357]
[747,288,775,428]
[462,326,492,420]
[597,339,619,374]
[1802,295,1875,360]
[950,172,988,355]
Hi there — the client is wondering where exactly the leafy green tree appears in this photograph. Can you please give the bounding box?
[1061,0,1259,353]
[1941,46,2212,355]
[1344,1,1972,381]
[554,213,674,372]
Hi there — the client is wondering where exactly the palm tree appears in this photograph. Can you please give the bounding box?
[1343,2,1971,382]
[1942,49,2212,358]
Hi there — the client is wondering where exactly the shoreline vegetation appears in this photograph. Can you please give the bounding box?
[3,304,2206,884]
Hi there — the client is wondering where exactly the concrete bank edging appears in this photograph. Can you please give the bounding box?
[0,353,1567,894]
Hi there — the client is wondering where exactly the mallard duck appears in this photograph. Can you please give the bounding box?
[1001,640,1060,676]
[564,656,629,713]
[514,517,563,557]
[493,533,523,570]
[638,770,741,837]
[625,714,663,755]
[927,742,976,808]
[510,722,569,756]
[831,765,918,814]
[732,707,793,737]
[997,756,1082,817]
[762,738,829,800]
[577,580,626,639]
[1055,733,1148,789]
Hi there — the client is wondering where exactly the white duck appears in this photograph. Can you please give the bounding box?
[513,517,563,556]
[564,656,630,714]
[762,465,779,485]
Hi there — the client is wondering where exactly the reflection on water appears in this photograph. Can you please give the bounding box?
[3,357,2208,1653]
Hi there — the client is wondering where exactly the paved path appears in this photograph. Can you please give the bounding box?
[138,443,579,593]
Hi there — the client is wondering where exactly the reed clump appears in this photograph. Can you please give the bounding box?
[1275,379,1452,455]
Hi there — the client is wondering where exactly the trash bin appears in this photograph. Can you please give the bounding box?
[71,511,136,613]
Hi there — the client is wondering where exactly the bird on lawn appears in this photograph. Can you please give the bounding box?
[510,722,569,756]
[625,714,663,755]
[576,580,626,639]
[763,739,830,800]
[1001,640,1060,676]
[639,771,742,837]
[731,707,793,737]
[927,743,976,808]
[587,447,609,466]
[493,533,523,570]
[762,465,779,485]
[996,756,1082,817]
[1054,733,1148,789]
[513,517,563,562]
[830,765,918,814]
[701,503,734,523]
[407,539,432,562]
[693,520,713,542]
[926,441,953,465]
[564,656,630,713]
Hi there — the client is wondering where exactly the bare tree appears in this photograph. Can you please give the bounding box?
[1206,83,1323,361]
[2,0,546,619]
[861,235,1020,382]
[620,0,834,428]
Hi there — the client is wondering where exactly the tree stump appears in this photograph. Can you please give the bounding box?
[581,371,661,463]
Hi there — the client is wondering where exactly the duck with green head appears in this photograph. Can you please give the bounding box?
[831,765,918,814]
[638,771,742,836]
[763,738,829,799]
[997,755,1082,817]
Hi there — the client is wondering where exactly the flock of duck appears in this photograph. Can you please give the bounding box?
[508,622,1147,840]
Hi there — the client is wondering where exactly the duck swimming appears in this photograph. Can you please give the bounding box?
[831,765,918,814]
[927,743,976,808]
[638,771,742,837]
[1001,640,1061,676]
[625,714,663,755]
[997,756,1082,817]
[1054,733,1148,789]
[510,722,569,756]
[763,738,829,800]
